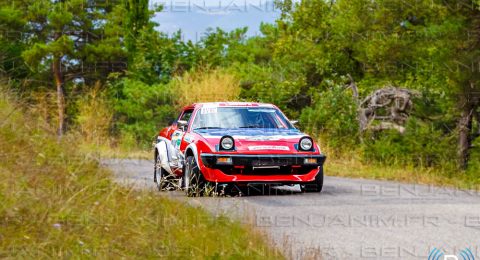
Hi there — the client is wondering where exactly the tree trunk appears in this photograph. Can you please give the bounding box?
[52,55,65,138]
[346,74,367,134]
[458,101,473,170]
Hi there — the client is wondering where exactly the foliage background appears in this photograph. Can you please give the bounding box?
[1,0,480,178]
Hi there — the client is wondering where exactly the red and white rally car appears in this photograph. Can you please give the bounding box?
[154,102,326,196]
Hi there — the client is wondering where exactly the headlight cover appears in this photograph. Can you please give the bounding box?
[299,137,313,151]
[220,135,235,150]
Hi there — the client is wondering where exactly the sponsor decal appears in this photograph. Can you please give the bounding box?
[248,145,290,151]
[200,107,217,114]
[246,136,281,141]
[171,130,183,148]
[218,102,261,107]
[247,108,276,113]
[243,135,303,140]
[184,134,194,143]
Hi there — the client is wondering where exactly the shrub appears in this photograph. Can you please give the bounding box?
[110,79,177,148]
[361,118,457,169]
[466,137,480,175]
[299,85,359,151]
[235,63,308,119]
[170,69,241,107]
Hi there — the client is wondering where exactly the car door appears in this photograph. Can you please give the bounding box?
[170,109,194,171]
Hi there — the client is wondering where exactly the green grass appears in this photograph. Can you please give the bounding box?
[0,93,281,258]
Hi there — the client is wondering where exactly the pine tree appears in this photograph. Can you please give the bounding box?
[9,0,126,137]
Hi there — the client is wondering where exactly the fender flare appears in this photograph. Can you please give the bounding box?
[184,143,215,181]
[154,137,174,175]
[184,143,200,167]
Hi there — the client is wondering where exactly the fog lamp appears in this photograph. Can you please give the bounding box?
[217,157,233,164]
[304,158,317,164]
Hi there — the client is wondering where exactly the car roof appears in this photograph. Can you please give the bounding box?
[193,102,276,108]
[181,102,277,111]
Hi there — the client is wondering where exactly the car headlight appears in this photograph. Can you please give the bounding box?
[220,136,235,150]
[299,137,313,151]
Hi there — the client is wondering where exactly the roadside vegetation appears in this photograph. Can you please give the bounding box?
[0,90,281,258]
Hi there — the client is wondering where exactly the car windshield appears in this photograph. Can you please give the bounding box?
[192,107,294,130]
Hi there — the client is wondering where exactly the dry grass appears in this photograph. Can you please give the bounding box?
[171,69,241,107]
[72,85,152,160]
[79,142,152,160]
[0,89,282,259]
[75,82,113,146]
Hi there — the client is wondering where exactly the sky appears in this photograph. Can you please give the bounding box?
[151,0,282,41]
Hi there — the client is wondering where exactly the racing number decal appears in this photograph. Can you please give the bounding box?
[171,130,184,149]
[201,107,217,114]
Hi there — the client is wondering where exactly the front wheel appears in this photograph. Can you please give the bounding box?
[183,156,206,197]
[300,167,324,193]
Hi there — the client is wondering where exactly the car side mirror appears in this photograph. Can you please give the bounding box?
[168,119,175,125]
[290,120,299,125]
[177,120,188,131]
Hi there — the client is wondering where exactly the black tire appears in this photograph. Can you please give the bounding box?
[154,154,168,191]
[183,156,206,197]
[300,167,324,193]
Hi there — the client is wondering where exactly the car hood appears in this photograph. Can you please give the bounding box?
[194,128,309,153]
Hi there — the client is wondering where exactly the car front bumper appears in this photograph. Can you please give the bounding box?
[199,153,326,183]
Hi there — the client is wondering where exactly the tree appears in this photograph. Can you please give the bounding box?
[124,0,151,59]
[271,0,480,170]
[443,2,480,169]
[0,4,29,79]
[9,0,126,137]
[123,1,199,84]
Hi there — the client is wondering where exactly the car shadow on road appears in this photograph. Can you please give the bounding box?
[222,184,305,197]
[217,181,355,197]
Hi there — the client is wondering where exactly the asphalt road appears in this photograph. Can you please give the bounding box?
[103,159,480,260]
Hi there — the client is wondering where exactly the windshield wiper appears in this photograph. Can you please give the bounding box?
[194,127,223,130]
[240,125,264,128]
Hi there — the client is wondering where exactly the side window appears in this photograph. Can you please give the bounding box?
[179,109,193,124]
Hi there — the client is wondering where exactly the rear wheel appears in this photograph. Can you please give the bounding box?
[183,156,206,197]
[154,155,169,191]
[300,167,324,193]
